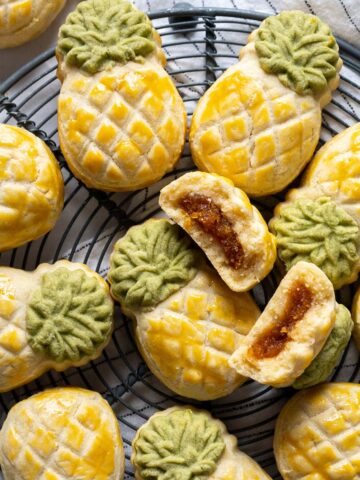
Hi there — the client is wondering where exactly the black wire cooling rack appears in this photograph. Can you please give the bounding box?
[1,6,360,478]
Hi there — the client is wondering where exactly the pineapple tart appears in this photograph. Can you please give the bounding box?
[56,0,186,191]
[0,124,63,252]
[274,383,360,479]
[108,218,260,400]
[0,387,124,479]
[271,123,360,290]
[0,260,114,392]
[230,262,353,389]
[190,11,342,196]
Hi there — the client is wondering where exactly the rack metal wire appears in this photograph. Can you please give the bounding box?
[0,7,360,478]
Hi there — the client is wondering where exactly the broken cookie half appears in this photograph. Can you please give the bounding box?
[159,171,276,292]
[230,261,353,388]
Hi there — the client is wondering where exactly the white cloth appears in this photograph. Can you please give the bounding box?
[138,0,360,46]
[0,0,360,81]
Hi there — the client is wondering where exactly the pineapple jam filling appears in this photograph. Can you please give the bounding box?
[179,193,246,270]
[250,282,314,359]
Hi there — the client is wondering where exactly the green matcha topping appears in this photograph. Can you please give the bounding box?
[57,0,156,74]
[133,408,225,480]
[293,304,353,389]
[255,11,339,95]
[27,268,113,363]
[272,197,359,289]
[108,219,199,311]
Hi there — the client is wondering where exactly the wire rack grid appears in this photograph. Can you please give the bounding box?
[0,7,360,479]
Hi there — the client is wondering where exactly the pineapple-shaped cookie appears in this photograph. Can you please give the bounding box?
[0,0,66,48]
[57,0,186,192]
[0,124,64,251]
[0,387,124,480]
[132,407,271,480]
[190,11,342,196]
[271,123,360,289]
[274,383,360,480]
[0,260,114,392]
[108,219,260,400]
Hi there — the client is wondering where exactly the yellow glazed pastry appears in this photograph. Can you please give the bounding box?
[190,11,342,196]
[57,0,186,192]
[0,387,124,480]
[108,218,260,400]
[0,124,63,251]
[0,0,66,48]
[159,171,276,292]
[271,123,360,289]
[274,383,360,479]
[0,260,114,392]
[295,122,360,207]
[230,261,337,387]
[132,406,271,480]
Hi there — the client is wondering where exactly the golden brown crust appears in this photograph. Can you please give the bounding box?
[189,28,341,196]
[0,0,66,49]
[0,387,124,480]
[274,383,360,480]
[132,263,260,400]
[57,61,186,192]
[56,2,186,192]
[0,124,64,252]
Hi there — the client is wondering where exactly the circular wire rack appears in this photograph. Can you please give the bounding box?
[1,6,360,479]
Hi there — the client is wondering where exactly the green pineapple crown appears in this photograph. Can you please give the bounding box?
[255,11,339,95]
[272,196,360,289]
[108,219,200,311]
[57,0,156,74]
[27,268,113,362]
[293,304,353,389]
[133,408,226,480]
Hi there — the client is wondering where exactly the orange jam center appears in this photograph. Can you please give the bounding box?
[179,193,245,270]
[250,282,313,359]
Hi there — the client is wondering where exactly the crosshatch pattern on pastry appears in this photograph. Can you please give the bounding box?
[139,268,257,392]
[58,63,184,190]
[0,389,124,480]
[190,11,342,196]
[275,384,360,479]
[191,68,321,193]
[0,274,38,389]
[0,124,63,252]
